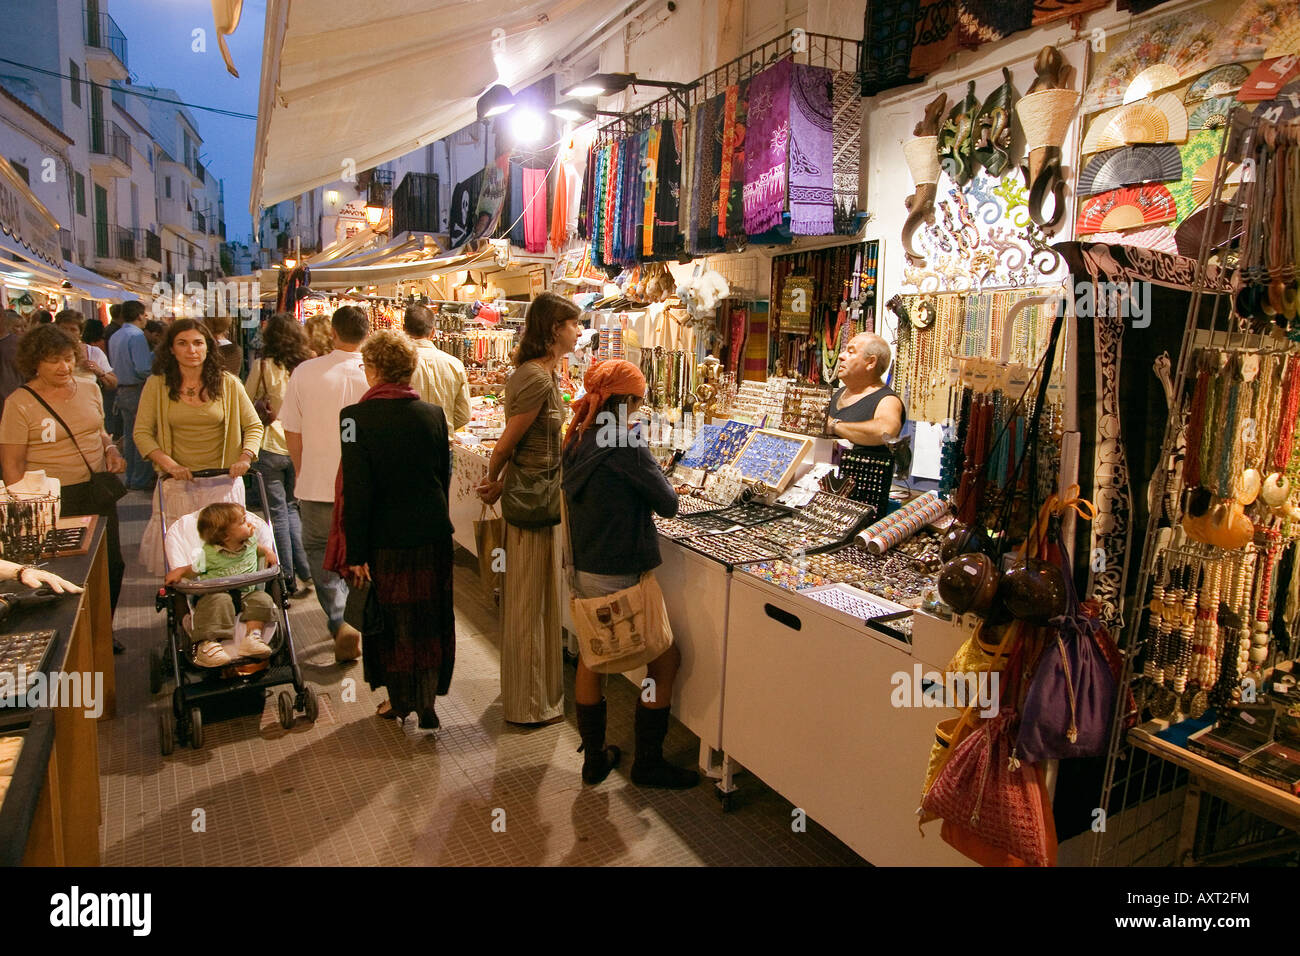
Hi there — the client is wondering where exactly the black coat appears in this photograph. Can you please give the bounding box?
[339,396,452,566]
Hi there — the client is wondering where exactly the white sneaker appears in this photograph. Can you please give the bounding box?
[235,628,272,659]
[194,640,232,668]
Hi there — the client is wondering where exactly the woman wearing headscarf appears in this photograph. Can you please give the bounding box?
[560,359,698,789]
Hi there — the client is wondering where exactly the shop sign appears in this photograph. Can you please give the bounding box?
[0,156,62,268]
[529,269,545,296]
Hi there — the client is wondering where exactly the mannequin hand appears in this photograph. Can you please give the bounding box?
[9,563,83,594]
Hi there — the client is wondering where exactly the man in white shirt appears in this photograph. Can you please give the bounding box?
[279,306,370,662]
[404,304,470,431]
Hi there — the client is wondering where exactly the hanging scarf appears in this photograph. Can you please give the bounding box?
[324,381,420,576]
[789,65,835,235]
[725,80,750,239]
[522,167,548,254]
[717,84,740,238]
[685,103,706,253]
[653,119,682,257]
[744,58,793,235]
[642,124,661,256]
[509,161,526,247]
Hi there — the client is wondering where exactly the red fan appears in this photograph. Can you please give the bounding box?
[1237,56,1300,102]
[1078,184,1178,233]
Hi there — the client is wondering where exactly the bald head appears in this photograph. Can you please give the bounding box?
[838,332,892,387]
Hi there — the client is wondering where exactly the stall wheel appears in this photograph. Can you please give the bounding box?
[302,684,319,723]
[277,691,295,730]
[188,707,203,750]
[158,709,175,756]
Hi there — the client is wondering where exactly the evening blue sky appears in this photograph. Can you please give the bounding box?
[112,0,264,243]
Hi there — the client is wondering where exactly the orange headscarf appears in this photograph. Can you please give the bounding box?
[564,359,647,449]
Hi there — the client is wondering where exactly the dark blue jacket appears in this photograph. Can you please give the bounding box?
[562,423,678,575]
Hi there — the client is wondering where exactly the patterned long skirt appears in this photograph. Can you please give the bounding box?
[363,540,456,718]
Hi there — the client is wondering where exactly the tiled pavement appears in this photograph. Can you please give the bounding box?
[99,491,866,866]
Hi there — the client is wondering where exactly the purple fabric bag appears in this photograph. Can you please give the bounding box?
[1015,533,1117,762]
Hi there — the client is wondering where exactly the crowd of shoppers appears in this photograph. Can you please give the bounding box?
[0,293,697,791]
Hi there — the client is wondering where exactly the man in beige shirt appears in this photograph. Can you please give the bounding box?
[404,304,471,432]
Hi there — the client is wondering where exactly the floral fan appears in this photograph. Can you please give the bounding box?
[1077,145,1182,196]
[1166,129,1227,224]
[1185,65,1250,103]
[1210,0,1300,65]
[1077,184,1177,234]
[1083,12,1219,113]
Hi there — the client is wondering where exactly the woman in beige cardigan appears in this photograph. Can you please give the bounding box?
[134,318,263,572]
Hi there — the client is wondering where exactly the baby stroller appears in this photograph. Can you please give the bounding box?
[148,469,317,754]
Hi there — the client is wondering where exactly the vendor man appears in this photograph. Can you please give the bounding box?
[826,332,907,515]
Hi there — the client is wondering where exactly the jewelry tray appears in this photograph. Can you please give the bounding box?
[799,583,914,644]
[731,428,814,491]
[0,630,58,709]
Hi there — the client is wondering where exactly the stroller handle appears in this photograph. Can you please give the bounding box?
[163,468,233,480]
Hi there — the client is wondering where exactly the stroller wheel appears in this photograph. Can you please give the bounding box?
[159,709,175,756]
[149,646,164,695]
[277,691,295,730]
[302,684,319,723]
[188,707,203,749]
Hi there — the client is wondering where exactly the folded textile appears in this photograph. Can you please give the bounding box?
[522,167,548,254]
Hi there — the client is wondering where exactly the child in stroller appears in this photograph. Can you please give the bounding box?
[164,501,278,668]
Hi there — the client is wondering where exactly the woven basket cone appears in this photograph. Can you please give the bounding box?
[1016,89,1079,151]
[904,135,941,186]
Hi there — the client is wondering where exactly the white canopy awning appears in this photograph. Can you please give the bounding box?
[250,0,636,216]
[60,260,140,303]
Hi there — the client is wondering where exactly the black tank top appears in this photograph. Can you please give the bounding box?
[831,385,906,449]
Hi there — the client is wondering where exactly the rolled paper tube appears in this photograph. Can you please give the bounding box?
[862,492,948,554]
[903,136,940,186]
[1015,89,1080,151]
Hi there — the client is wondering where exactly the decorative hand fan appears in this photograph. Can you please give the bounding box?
[1081,93,1188,154]
[1083,12,1217,113]
[1211,0,1299,64]
[1175,199,1248,257]
[1085,226,1179,254]
[1264,20,1300,58]
[1078,145,1183,195]
[1124,64,1182,103]
[1167,129,1229,224]
[1078,184,1178,233]
[1238,57,1300,102]
[1189,156,1242,207]
[1185,65,1250,103]
[1188,97,1236,130]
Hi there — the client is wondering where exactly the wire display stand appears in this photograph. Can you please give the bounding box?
[1090,106,1300,867]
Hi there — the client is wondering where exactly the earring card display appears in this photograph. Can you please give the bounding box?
[732,428,814,491]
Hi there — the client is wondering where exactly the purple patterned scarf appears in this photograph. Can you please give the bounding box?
[789,65,834,235]
[744,58,793,234]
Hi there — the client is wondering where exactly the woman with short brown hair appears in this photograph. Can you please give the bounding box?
[336,329,455,730]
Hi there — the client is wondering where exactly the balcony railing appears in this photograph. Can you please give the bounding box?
[392,172,440,236]
[89,119,131,168]
[93,219,108,259]
[59,227,74,263]
[141,229,161,262]
[188,157,205,184]
[112,225,136,261]
[193,211,207,235]
[84,9,129,70]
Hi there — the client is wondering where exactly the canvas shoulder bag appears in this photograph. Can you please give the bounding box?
[561,498,672,674]
[252,359,276,427]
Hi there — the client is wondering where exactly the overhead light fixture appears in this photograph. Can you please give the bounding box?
[561,72,691,99]
[458,271,478,294]
[283,256,297,269]
[508,107,545,143]
[364,205,384,227]
[476,83,516,121]
[549,100,628,123]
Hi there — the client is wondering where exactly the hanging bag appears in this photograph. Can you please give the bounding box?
[560,499,673,674]
[473,502,506,596]
[500,370,562,528]
[252,359,276,427]
[921,711,1059,866]
[1015,520,1117,762]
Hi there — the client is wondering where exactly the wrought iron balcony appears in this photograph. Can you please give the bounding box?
[89,119,131,172]
[84,9,128,73]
